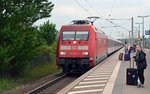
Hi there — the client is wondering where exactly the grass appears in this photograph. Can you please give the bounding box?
[22,60,61,81]
[0,60,61,93]
[0,78,18,94]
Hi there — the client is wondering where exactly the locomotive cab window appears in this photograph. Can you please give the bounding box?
[76,31,89,40]
[62,31,75,40]
[62,31,89,41]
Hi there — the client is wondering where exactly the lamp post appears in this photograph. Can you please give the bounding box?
[135,22,142,44]
[137,15,149,48]
[133,27,139,38]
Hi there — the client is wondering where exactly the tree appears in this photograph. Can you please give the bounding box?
[0,0,55,76]
[39,20,57,46]
[0,24,45,76]
[0,0,54,29]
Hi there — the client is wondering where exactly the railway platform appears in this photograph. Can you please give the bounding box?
[57,48,150,94]
[121,49,150,94]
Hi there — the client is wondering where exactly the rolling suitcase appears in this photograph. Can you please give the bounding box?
[126,60,138,85]
[118,53,123,60]
[124,53,129,61]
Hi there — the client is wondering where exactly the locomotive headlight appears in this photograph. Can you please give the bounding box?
[82,52,88,55]
[73,41,76,44]
[60,52,66,55]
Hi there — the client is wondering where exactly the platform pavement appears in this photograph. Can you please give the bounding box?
[57,48,150,94]
[112,49,150,94]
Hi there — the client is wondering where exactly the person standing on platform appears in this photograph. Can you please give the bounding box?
[133,44,136,52]
[124,43,132,61]
[127,43,132,60]
[133,44,147,88]
[125,40,127,49]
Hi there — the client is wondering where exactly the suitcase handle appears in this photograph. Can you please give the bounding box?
[133,60,134,68]
[130,60,135,68]
[130,60,131,68]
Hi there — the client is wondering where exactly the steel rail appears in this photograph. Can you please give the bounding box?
[27,73,67,94]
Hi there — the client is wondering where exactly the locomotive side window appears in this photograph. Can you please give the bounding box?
[62,31,75,40]
[76,31,89,40]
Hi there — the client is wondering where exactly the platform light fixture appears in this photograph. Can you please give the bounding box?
[137,15,150,48]
[135,22,142,43]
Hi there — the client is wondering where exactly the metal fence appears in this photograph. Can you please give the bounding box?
[29,54,56,68]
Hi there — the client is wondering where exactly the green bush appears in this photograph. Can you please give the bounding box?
[0,23,57,77]
[35,42,57,57]
[50,42,57,54]
[22,61,60,81]
[0,24,43,76]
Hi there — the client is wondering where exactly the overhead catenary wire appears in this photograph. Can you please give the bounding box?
[120,20,130,26]
[74,0,130,32]
[74,0,93,16]
[84,0,103,26]
[109,0,116,17]
[85,0,130,32]
[74,0,102,29]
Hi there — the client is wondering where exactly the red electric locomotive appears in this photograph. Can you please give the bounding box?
[56,20,123,72]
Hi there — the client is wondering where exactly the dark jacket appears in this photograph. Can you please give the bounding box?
[133,50,147,69]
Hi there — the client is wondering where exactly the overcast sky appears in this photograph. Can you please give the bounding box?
[34,0,150,39]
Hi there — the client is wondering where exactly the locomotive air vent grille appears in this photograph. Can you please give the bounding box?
[60,46,88,50]
[61,46,71,50]
[78,46,88,50]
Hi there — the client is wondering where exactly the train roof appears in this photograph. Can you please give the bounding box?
[60,20,92,28]
[107,35,123,43]
[64,20,105,34]
[60,20,123,43]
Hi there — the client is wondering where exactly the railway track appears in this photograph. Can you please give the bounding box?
[28,73,68,94]
[27,73,79,94]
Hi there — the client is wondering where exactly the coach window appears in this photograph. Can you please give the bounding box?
[62,31,75,40]
[76,31,89,40]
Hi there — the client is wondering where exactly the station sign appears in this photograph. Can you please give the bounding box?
[145,30,150,35]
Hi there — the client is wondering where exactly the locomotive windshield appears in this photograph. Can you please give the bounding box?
[62,31,75,40]
[62,31,89,40]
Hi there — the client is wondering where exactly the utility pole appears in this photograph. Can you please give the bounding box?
[133,27,139,42]
[131,17,134,46]
[129,31,131,44]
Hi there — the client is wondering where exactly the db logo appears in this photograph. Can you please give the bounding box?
[71,46,77,50]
